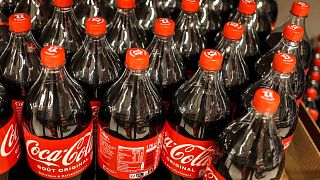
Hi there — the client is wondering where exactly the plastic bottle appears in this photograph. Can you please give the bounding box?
[0,13,41,136]
[264,1,311,73]
[254,0,272,42]
[40,0,85,63]
[174,0,206,78]
[0,11,10,53]
[255,24,306,106]
[107,0,147,61]
[22,45,93,179]
[204,88,285,180]
[147,18,186,112]
[304,88,319,122]
[14,0,54,41]
[98,48,164,179]
[0,0,18,17]
[162,49,230,179]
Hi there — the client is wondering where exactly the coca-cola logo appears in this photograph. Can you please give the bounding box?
[14,101,23,107]
[162,134,214,167]
[205,167,218,180]
[26,132,93,167]
[1,124,20,157]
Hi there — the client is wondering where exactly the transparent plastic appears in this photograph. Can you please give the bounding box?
[14,0,54,41]
[40,7,85,63]
[303,92,319,122]
[265,0,278,27]
[174,11,206,77]
[0,11,9,53]
[22,65,93,179]
[254,0,272,42]
[98,68,164,179]
[219,0,236,23]
[264,14,311,71]
[74,0,115,27]
[107,8,147,61]
[210,108,285,179]
[255,38,306,101]
[241,69,298,145]
[198,0,222,48]
[160,0,181,20]
[69,34,123,100]
[216,37,249,106]
[147,35,186,106]
[164,67,230,179]
[0,0,18,17]
[232,11,261,82]
[136,0,165,42]
[0,31,41,100]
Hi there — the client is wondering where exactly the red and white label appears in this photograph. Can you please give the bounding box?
[23,122,93,179]
[90,101,101,124]
[0,114,21,174]
[12,100,24,137]
[282,134,294,150]
[161,122,215,178]
[97,124,164,179]
[204,160,225,180]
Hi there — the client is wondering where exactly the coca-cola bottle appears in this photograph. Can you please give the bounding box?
[198,0,222,48]
[70,16,122,105]
[147,18,186,112]
[264,1,311,73]
[0,0,18,17]
[0,13,41,137]
[40,0,85,63]
[160,0,181,20]
[73,0,115,26]
[98,48,164,179]
[254,0,272,42]
[220,0,237,23]
[255,24,306,105]
[204,88,285,180]
[311,56,320,74]
[0,83,21,180]
[307,71,320,94]
[304,87,319,122]
[242,53,298,150]
[266,0,278,29]
[14,0,54,41]
[174,0,206,78]
[107,0,147,61]
[22,45,93,179]
[162,49,230,180]
[0,11,9,53]
[231,0,260,82]
[216,22,249,111]
[135,0,165,43]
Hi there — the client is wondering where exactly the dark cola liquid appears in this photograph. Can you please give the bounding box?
[184,54,201,79]
[244,54,262,83]
[77,81,114,101]
[225,82,250,119]
[0,25,9,53]
[206,29,220,48]
[266,0,278,26]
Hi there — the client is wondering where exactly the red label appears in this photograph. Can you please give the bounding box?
[0,114,21,174]
[23,122,94,179]
[90,101,101,122]
[204,160,225,180]
[282,134,294,150]
[161,122,214,178]
[97,124,164,179]
[12,100,24,137]
[296,97,302,106]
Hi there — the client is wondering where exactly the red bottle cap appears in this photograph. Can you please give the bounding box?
[252,88,280,114]
[313,58,320,67]
[308,109,319,121]
[223,22,244,40]
[283,24,304,42]
[290,1,310,17]
[199,49,223,71]
[316,46,320,53]
[272,53,296,73]
[181,0,200,13]
[41,45,66,69]
[306,88,318,99]
[85,17,107,36]
[9,13,31,33]
[310,72,320,81]
[126,48,149,70]
[154,18,175,37]
[238,0,256,15]
[117,0,135,9]
[54,0,73,7]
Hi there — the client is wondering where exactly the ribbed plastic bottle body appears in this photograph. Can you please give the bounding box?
[107,8,147,61]
[174,11,206,77]
[40,7,85,63]
[0,12,10,53]
[69,35,123,101]
[0,0,18,17]
[14,0,53,41]
[254,0,272,42]
[0,32,41,100]
[147,35,186,103]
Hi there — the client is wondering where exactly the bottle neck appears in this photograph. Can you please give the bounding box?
[149,35,174,47]
[233,12,256,30]
[42,66,69,80]
[242,108,276,133]
[262,69,295,95]
[177,10,200,24]
[218,38,241,52]
[278,37,300,49]
[85,34,108,43]
[286,14,306,29]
